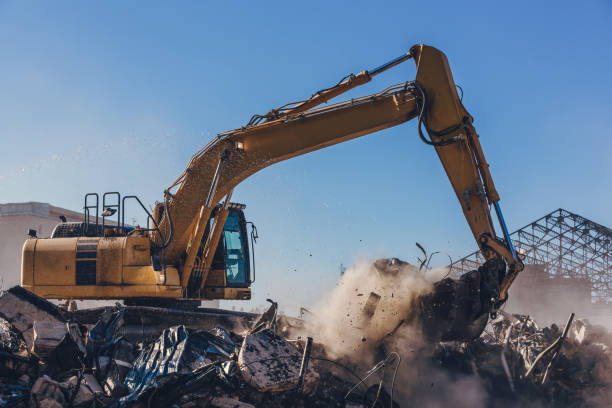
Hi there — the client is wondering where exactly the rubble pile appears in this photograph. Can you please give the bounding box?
[1,276,612,407]
[0,288,383,407]
[403,312,612,407]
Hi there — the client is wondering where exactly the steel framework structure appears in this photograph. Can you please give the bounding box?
[452,209,612,303]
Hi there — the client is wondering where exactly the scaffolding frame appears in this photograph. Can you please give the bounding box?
[452,209,612,303]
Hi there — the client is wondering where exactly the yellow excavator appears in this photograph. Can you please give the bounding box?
[21,44,523,319]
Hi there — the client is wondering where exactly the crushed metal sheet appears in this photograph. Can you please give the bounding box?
[122,325,237,403]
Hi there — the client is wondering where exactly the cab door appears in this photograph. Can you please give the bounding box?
[200,207,251,290]
[219,209,250,287]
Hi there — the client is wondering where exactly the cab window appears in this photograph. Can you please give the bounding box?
[222,210,249,286]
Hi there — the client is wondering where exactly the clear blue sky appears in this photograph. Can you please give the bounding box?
[1,1,610,313]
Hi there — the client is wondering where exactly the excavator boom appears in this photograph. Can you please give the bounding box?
[154,44,522,303]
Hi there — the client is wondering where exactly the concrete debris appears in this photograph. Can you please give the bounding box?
[32,321,84,358]
[361,292,381,319]
[211,396,256,408]
[30,375,67,407]
[0,287,67,350]
[65,373,104,406]
[2,281,612,407]
[32,321,86,377]
[29,373,103,407]
[426,311,612,407]
[238,329,319,395]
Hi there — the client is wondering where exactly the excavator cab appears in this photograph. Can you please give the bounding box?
[189,203,253,295]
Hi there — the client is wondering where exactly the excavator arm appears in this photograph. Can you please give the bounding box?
[154,44,523,306]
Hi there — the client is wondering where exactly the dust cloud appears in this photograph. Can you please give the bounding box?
[296,259,612,407]
[298,258,493,407]
[302,259,431,360]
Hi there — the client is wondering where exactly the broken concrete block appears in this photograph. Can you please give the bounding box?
[30,375,67,407]
[69,378,94,407]
[32,322,67,358]
[0,287,66,350]
[38,400,63,408]
[361,292,381,318]
[211,397,255,408]
[65,374,103,407]
[31,374,104,408]
[32,321,86,376]
[238,329,319,395]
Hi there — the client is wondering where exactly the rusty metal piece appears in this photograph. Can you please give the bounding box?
[297,337,313,393]
[542,313,575,384]
[524,312,575,379]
